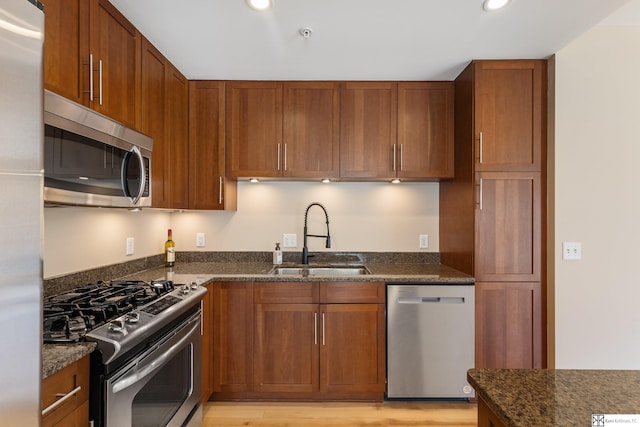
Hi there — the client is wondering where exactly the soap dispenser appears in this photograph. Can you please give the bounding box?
[273,243,283,265]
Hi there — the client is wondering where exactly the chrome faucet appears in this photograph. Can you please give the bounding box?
[301,202,331,264]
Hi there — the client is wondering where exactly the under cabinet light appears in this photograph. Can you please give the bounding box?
[247,0,271,11]
[250,178,259,183]
[483,0,511,11]
[391,178,401,184]
[322,179,331,183]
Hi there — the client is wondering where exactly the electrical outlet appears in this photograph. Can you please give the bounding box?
[196,233,206,248]
[126,237,134,256]
[419,234,429,249]
[562,242,582,260]
[283,233,297,248]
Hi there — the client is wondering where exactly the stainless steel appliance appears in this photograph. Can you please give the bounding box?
[386,284,475,399]
[43,276,208,427]
[44,90,153,208]
[0,0,44,424]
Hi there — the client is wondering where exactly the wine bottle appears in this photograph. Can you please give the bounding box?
[165,229,175,267]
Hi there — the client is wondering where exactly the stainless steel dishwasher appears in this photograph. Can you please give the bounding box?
[386,284,475,399]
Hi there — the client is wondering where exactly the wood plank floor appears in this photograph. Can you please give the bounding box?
[203,401,477,427]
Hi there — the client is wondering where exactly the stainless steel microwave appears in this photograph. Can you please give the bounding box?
[44,90,153,208]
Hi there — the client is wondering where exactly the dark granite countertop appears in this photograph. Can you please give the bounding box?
[468,368,640,427]
[121,261,474,284]
[42,342,96,379]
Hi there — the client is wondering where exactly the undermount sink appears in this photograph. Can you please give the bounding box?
[270,266,370,276]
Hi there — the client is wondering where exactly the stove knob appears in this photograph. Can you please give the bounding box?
[108,320,125,333]
[181,285,190,295]
[125,312,140,324]
[190,282,199,290]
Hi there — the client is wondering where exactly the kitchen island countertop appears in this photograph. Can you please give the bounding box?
[468,368,640,427]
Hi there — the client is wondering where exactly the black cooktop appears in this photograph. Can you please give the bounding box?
[43,280,175,343]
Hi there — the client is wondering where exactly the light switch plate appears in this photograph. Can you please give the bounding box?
[126,237,134,256]
[196,233,206,248]
[283,234,297,248]
[562,242,582,260]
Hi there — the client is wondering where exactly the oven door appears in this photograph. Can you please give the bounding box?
[104,312,202,427]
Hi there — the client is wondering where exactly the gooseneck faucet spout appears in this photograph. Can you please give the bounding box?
[302,202,331,264]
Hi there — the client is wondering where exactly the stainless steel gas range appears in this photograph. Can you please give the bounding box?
[43,275,209,427]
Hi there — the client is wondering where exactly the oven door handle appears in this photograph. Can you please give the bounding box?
[111,319,199,394]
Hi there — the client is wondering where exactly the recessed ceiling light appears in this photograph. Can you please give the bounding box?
[247,0,271,11]
[483,0,511,11]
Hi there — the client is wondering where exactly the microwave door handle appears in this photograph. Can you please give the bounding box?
[122,146,146,205]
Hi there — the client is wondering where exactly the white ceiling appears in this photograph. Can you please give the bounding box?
[110,0,635,81]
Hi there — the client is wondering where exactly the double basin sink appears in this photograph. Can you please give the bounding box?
[269,265,370,277]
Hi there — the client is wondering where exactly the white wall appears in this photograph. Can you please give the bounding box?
[44,181,439,277]
[553,24,640,368]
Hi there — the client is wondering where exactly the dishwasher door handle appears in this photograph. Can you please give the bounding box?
[397,297,466,304]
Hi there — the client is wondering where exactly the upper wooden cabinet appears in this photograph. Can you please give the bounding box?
[226,81,283,178]
[166,65,189,209]
[339,82,397,179]
[283,82,340,178]
[43,0,88,104]
[141,38,169,208]
[473,60,546,172]
[397,82,454,179]
[44,0,141,129]
[189,81,237,210]
[226,81,340,179]
[141,39,189,210]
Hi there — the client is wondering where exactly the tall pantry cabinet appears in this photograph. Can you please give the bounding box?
[440,60,547,369]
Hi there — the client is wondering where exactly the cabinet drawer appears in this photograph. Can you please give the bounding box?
[255,282,319,303]
[42,355,90,427]
[320,282,385,303]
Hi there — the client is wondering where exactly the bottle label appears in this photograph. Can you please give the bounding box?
[167,248,175,262]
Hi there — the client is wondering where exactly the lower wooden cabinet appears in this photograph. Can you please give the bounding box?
[201,282,214,403]
[42,355,90,427]
[211,281,385,401]
[477,396,507,427]
[475,282,543,369]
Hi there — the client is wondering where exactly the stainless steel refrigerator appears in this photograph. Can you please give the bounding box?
[0,0,44,425]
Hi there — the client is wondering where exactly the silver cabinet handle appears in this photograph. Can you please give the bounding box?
[98,59,103,106]
[479,178,483,210]
[218,176,223,205]
[277,143,281,171]
[42,385,82,416]
[314,312,318,345]
[284,143,287,172]
[88,54,94,101]
[400,143,404,171]
[479,132,483,164]
[322,312,326,346]
[393,144,397,172]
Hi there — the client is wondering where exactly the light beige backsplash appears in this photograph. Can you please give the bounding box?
[44,181,439,278]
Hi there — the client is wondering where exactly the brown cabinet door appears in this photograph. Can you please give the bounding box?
[41,356,89,427]
[319,304,386,394]
[88,0,141,129]
[43,0,89,104]
[254,303,320,393]
[212,282,254,394]
[283,82,340,178]
[201,283,213,404]
[475,171,541,282]
[474,60,545,172]
[141,38,169,208]
[189,81,236,210]
[475,282,542,369]
[166,65,189,209]
[339,82,397,179]
[397,82,454,179]
[478,397,507,427]
[226,81,283,178]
